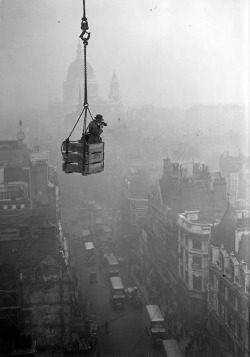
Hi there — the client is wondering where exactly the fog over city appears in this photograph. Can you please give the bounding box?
[0,1,249,356]
[0,0,249,110]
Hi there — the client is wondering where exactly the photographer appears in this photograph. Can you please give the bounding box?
[87,114,107,144]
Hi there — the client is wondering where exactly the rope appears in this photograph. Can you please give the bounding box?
[67,107,85,140]
[83,41,88,133]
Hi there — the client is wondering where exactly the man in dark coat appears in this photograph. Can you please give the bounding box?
[88,114,105,144]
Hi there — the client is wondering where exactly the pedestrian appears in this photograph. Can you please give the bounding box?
[105,320,109,334]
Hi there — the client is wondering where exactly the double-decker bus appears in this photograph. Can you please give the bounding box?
[104,253,119,277]
[109,276,125,310]
[84,241,95,265]
[145,305,166,346]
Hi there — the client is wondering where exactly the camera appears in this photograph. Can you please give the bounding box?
[100,121,108,127]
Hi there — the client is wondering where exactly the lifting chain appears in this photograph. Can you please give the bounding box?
[80,0,91,135]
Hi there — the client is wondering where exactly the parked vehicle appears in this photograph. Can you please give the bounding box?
[104,253,120,277]
[95,217,103,236]
[125,286,141,308]
[85,241,95,265]
[110,276,125,310]
[161,339,183,357]
[81,229,91,242]
[145,305,166,346]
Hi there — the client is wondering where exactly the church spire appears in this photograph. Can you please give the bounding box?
[108,71,120,102]
[77,40,83,60]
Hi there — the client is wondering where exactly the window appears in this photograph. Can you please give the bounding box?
[179,263,183,278]
[220,303,225,319]
[192,255,202,270]
[219,280,225,296]
[228,313,235,331]
[235,296,238,311]
[230,263,234,279]
[192,239,202,250]
[228,288,235,306]
[193,275,202,290]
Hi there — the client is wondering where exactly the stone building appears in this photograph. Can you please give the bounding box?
[49,42,123,131]
[0,136,74,352]
[208,205,250,357]
[219,151,250,207]
[121,168,153,227]
[177,210,211,325]
[136,158,227,324]
[17,241,71,348]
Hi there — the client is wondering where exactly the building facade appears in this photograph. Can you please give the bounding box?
[177,210,211,325]
[208,207,250,357]
[136,158,226,324]
[0,135,76,352]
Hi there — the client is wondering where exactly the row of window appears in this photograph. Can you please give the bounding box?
[212,273,249,320]
[180,232,203,250]
[179,263,203,291]
[216,254,249,292]
[0,204,26,210]
[218,300,248,342]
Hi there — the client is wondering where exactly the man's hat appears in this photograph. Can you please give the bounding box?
[94,114,103,122]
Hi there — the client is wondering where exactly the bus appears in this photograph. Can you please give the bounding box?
[145,305,166,346]
[103,225,115,250]
[109,276,125,310]
[84,241,95,265]
[161,340,183,357]
[104,253,119,277]
[95,217,103,236]
[81,229,91,242]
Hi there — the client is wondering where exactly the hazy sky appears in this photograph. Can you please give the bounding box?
[49,0,249,108]
[1,0,249,110]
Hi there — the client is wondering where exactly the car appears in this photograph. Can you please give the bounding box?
[125,286,142,308]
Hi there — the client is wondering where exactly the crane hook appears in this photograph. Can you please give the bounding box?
[80,16,91,44]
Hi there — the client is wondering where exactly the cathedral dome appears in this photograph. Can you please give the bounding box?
[66,42,95,83]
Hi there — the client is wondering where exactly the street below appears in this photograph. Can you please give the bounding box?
[74,245,162,357]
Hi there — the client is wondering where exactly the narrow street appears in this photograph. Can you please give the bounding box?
[74,246,162,357]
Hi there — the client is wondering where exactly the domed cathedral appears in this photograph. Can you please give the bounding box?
[49,42,123,130]
[63,41,100,106]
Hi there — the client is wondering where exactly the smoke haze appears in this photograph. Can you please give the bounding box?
[0,0,248,112]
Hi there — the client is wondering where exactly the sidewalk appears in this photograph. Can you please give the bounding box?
[131,268,149,305]
[130,264,190,356]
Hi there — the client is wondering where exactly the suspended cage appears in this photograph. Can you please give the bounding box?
[62,139,104,176]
